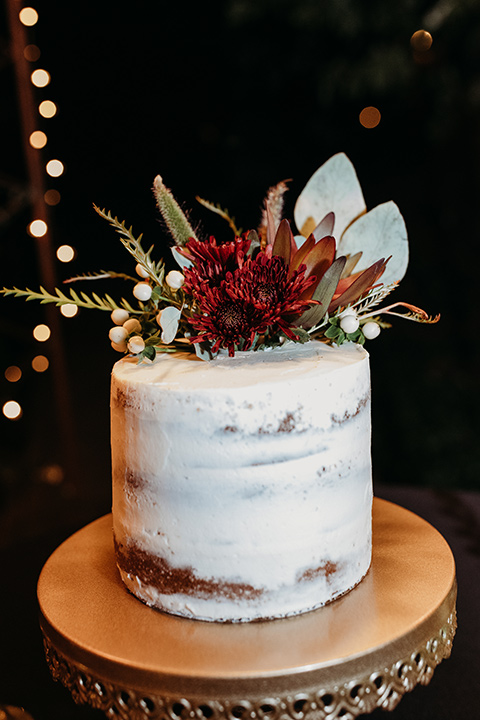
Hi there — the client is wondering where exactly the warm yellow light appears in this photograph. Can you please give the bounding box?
[56,244,75,262]
[359,106,381,129]
[29,219,48,237]
[19,7,38,26]
[39,100,57,118]
[31,69,50,87]
[60,303,78,318]
[5,366,22,383]
[44,189,61,206]
[32,355,49,372]
[33,324,51,342]
[29,130,47,149]
[40,464,64,485]
[3,400,22,420]
[24,44,41,62]
[410,29,433,52]
[46,159,64,177]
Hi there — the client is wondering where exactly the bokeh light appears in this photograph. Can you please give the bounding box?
[3,401,23,420]
[29,130,47,149]
[31,69,50,87]
[46,159,64,177]
[44,189,61,206]
[29,219,48,237]
[39,464,64,485]
[5,366,22,383]
[24,44,41,62]
[410,29,433,52]
[32,355,49,372]
[56,244,75,262]
[33,324,51,342]
[19,7,38,26]
[39,100,57,118]
[359,106,381,129]
[60,303,79,318]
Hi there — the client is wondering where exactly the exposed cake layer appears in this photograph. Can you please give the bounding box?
[111,341,373,621]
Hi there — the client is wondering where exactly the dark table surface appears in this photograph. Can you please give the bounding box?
[0,482,478,720]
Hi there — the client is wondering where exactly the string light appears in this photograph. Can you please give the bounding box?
[24,44,40,61]
[29,219,48,237]
[29,130,47,149]
[3,401,23,420]
[19,7,38,26]
[359,106,381,129]
[31,68,50,87]
[5,366,22,382]
[56,244,75,262]
[44,189,61,205]
[60,304,79,318]
[33,324,51,342]
[410,29,433,52]
[38,100,57,118]
[32,355,49,372]
[46,159,64,177]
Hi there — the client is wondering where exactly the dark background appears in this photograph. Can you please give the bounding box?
[1,1,480,718]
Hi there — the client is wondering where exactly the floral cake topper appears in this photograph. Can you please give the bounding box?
[2,153,438,361]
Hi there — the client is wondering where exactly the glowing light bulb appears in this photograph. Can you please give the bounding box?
[33,324,51,342]
[5,366,22,382]
[19,7,38,26]
[32,355,49,372]
[46,159,64,177]
[29,130,47,149]
[359,106,381,129]
[29,219,48,237]
[3,401,22,420]
[31,69,50,87]
[39,100,57,118]
[56,244,75,262]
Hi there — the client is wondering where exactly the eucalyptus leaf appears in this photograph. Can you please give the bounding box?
[159,306,181,344]
[294,153,366,240]
[338,201,408,285]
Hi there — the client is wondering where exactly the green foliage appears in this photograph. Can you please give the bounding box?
[0,285,139,313]
[196,196,242,236]
[153,176,198,247]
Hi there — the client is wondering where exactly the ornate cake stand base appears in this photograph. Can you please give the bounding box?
[37,499,456,720]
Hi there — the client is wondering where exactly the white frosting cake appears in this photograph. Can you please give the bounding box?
[111,340,373,622]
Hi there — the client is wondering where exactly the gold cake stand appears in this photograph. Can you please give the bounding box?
[37,499,456,720]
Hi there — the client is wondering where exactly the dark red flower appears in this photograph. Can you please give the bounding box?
[182,235,251,293]
[188,253,315,356]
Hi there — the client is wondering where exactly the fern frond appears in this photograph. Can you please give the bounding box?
[1,286,140,313]
[64,270,137,284]
[93,205,165,283]
[195,197,241,236]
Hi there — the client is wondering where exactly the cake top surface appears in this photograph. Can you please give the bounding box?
[112,340,368,391]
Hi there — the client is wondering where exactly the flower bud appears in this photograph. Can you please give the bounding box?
[363,321,381,339]
[133,282,152,301]
[123,317,142,334]
[109,326,128,344]
[111,308,130,325]
[127,335,145,354]
[165,270,185,290]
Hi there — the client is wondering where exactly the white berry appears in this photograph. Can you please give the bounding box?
[127,335,145,354]
[340,314,360,334]
[111,308,130,325]
[363,321,381,339]
[123,317,142,334]
[133,282,152,301]
[165,270,185,290]
[135,263,150,279]
[111,340,127,353]
[109,326,128,344]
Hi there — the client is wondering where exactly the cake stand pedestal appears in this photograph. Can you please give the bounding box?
[37,499,456,720]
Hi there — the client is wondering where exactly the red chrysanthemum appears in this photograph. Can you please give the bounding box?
[188,253,315,356]
[181,235,251,293]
